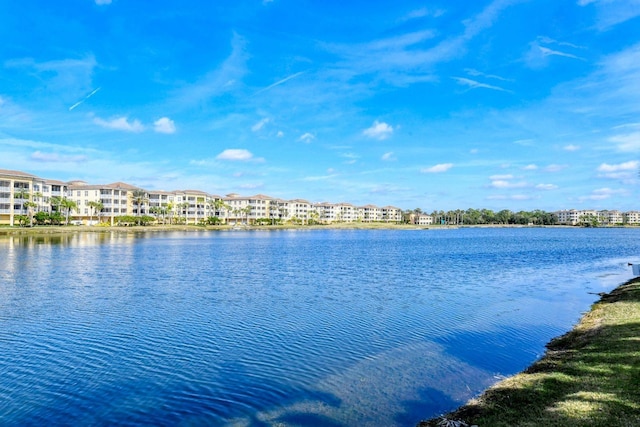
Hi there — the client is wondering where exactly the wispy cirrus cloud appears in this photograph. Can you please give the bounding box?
[452,77,512,93]
[5,55,97,100]
[525,39,583,68]
[323,0,521,86]
[363,121,394,140]
[577,0,640,30]
[251,118,270,132]
[298,132,315,143]
[31,151,89,163]
[171,33,247,106]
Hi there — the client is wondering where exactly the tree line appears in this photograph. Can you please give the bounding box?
[407,208,559,225]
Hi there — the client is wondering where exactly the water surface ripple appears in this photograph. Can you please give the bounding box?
[1,228,639,426]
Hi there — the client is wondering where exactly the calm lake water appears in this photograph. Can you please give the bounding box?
[1,227,639,426]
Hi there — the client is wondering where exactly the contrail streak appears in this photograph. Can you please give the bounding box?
[253,71,305,96]
[69,87,101,111]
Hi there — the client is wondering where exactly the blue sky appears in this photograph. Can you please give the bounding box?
[1,0,639,211]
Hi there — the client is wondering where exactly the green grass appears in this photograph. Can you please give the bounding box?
[420,277,640,427]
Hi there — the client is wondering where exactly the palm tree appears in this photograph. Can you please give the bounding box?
[166,202,174,224]
[87,201,104,225]
[242,206,253,225]
[131,189,148,225]
[14,188,30,216]
[23,201,38,227]
[61,198,78,225]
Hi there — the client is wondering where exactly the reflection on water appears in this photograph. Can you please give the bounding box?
[0,228,639,426]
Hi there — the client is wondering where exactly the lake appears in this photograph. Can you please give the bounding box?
[1,227,638,426]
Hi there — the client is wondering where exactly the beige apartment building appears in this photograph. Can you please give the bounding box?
[0,168,413,227]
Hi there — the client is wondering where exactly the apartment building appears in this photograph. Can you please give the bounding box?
[0,169,67,226]
[598,210,624,225]
[624,211,640,224]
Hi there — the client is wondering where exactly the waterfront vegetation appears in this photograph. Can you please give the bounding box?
[420,277,640,427]
[7,206,637,229]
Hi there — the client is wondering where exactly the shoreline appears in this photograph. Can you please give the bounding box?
[0,223,624,237]
[418,277,640,426]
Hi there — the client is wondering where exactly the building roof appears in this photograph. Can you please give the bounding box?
[0,169,37,178]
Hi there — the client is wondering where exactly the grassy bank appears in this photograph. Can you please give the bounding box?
[420,277,640,427]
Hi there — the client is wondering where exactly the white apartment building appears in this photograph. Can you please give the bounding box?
[0,169,67,226]
[625,211,640,224]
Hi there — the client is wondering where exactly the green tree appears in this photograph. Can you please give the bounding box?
[87,201,104,225]
[61,198,78,225]
[131,189,148,225]
[50,195,63,215]
[14,187,30,219]
[23,201,38,227]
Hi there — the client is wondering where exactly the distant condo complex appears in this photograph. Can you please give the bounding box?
[0,168,404,226]
[1,168,638,227]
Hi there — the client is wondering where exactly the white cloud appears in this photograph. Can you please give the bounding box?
[363,120,394,140]
[31,151,88,163]
[489,174,513,180]
[597,160,639,179]
[535,183,558,190]
[381,152,396,161]
[93,116,144,133]
[298,132,315,143]
[597,160,639,172]
[95,0,112,4]
[421,163,453,173]
[580,187,626,201]
[216,149,256,161]
[153,117,176,134]
[564,144,580,151]
[523,164,538,170]
[276,131,284,137]
[609,131,640,152]
[490,180,528,189]
[543,164,568,172]
[251,118,270,132]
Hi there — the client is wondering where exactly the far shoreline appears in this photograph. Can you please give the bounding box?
[0,222,625,237]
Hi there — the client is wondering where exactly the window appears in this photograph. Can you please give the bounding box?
[14,182,30,189]
[85,191,89,196]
